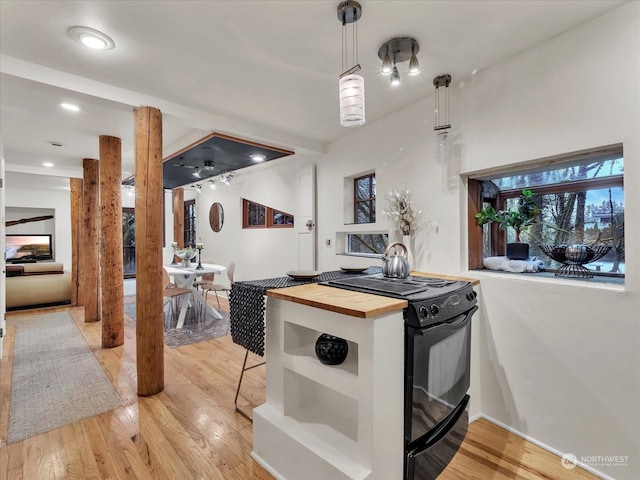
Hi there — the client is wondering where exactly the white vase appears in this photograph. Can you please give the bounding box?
[402,235,413,271]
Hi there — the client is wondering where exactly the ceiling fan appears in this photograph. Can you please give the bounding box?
[171,156,197,169]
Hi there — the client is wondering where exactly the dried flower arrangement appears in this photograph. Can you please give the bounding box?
[383,188,422,236]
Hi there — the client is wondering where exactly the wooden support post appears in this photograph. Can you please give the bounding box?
[100,135,125,348]
[134,106,164,396]
[70,177,83,307]
[82,158,100,322]
[172,187,184,262]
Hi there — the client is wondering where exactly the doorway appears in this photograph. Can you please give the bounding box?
[123,207,136,278]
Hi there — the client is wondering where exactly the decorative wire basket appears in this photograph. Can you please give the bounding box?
[539,244,612,278]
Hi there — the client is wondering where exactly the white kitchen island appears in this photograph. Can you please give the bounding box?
[251,283,408,480]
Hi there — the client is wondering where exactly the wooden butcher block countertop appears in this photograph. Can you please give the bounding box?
[266,271,479,318]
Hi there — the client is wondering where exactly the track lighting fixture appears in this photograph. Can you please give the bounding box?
[219,172,235,186]
[192,168,202,178]
[121,184,134,197]
[377,37,420,86]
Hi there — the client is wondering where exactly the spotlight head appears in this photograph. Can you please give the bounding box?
[381,49,392,75]
[390,66,400,87]
[408,53,420,76]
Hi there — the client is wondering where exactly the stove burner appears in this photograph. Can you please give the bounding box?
[322,273,461,298]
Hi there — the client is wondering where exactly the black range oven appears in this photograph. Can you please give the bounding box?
[322,273,478,479]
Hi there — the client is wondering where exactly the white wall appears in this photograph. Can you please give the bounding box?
[315,3,639,479]
[191,154,317,282]
[462,5,639,479]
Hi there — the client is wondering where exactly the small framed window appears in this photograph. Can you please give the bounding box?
[354,173,376,224]
[244,200,266,228]
[269,209,294,227]
[243,198,294,229]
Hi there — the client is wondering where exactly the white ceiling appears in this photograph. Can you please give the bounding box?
[0,0,626,183]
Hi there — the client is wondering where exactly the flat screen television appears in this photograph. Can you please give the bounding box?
[5,234,53,262]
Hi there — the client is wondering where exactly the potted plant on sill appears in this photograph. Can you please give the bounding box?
[475,189,540,260]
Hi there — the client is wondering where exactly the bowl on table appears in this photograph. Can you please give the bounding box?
[175,248,197,266]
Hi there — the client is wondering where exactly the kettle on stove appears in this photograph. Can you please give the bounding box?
[382,242,410,279]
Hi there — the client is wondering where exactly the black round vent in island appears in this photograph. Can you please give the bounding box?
[315,334,349,365]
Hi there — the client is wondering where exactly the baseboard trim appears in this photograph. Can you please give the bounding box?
[472,414,615,480]
[250,451,286,480]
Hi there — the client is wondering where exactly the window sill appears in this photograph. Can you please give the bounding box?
[337,252,383,259]
[465,269,625,291]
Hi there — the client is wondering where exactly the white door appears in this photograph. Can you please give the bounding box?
[297,164,316,271]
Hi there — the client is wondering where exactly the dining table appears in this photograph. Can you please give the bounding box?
[164,262,227,329]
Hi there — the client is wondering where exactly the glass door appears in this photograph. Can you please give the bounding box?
[122,207,136,278]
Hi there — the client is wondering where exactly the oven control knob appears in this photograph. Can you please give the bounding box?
[429,304,440,317]
[419,306,429,319]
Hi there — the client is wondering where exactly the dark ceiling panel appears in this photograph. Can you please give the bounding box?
[163,133,294,189]
[123,133,294,189]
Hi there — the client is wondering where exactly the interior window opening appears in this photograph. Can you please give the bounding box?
[469,148,624,279]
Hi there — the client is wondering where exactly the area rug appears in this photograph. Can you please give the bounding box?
[7,311,124,444]
[123,296,230,348]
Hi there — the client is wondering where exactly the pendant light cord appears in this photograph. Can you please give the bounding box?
[435,86,440,127]
[340,4,359,74]
[354,6,358,66]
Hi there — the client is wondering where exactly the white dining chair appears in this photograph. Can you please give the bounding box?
[162,267,192,327]
[193,259,216,294]
[201,261,235,309]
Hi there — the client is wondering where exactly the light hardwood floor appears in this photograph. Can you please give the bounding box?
[1,297,598,480]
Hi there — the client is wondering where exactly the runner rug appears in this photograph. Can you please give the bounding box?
[7,311,123,444]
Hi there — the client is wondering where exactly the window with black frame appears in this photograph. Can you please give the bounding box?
[354,173,376,224]
[469,146,624,279]
[184,199,197,247]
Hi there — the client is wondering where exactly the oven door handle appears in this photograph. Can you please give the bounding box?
[434,304,478,331]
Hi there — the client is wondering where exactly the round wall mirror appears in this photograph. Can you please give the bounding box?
[209,202,224,232]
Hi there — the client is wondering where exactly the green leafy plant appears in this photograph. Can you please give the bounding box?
[475,189,540,243]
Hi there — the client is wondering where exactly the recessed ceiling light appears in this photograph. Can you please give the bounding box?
[250,154,266,162]
[60,102,80,112]
[43,162,54,167]
[67,26,115,50]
